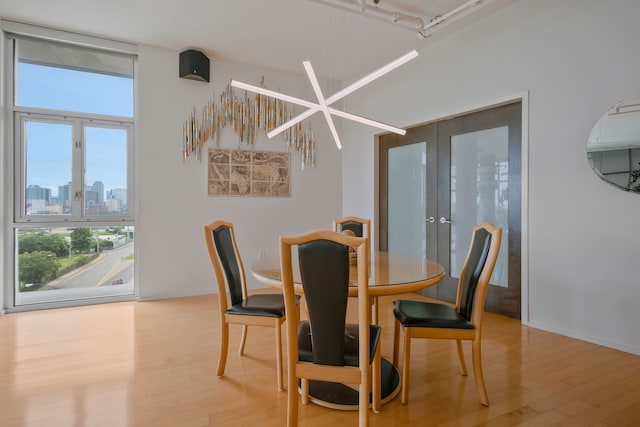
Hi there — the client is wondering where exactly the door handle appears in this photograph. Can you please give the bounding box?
[439,217,452,224]
[425,216,435,223]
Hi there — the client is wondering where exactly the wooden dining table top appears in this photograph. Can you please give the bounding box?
[250,250,445,297]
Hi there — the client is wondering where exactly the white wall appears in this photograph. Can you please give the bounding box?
[135,46,342,300]
[342,0,640,355]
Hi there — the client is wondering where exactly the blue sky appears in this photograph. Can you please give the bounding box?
[19,63,133,197]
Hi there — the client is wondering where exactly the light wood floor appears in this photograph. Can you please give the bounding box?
[1,293,639,427]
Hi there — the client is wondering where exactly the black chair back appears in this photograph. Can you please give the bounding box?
[338,221,364,237]
[212,225,243,306]
[298,239,350,366]
[459,227,492,320]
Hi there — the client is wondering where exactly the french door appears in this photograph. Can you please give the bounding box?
[379,101,521,318]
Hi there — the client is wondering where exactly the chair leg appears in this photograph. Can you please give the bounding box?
[359,372,369,427]
[392,319,400,367]
[276,319,284,392]
[287,370,298,427]
[238,324,248,355]
[456,339,468,376]
[301,379,309,405]
[471,338,489,406]
[372,340,381,413]
[401,328,411,405]
[217,322,229,376]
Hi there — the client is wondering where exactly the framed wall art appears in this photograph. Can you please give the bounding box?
[208,148,290,197]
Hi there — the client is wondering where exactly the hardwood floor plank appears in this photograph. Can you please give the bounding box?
[1,293,639,426]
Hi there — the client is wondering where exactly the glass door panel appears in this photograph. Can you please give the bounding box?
[450,126,509,287]
[388,142,426,257]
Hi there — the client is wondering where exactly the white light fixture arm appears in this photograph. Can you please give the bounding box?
[231,50,418,151]
[303,61,342,149]
[327,50,418,104]
[230,80,319,110]
[328,108,406,134]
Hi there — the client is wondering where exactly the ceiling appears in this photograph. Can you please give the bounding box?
[0,0,513,81]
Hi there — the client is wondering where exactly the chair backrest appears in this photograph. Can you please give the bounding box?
[333,217,371,273]
[280,230,370,367]
[456,222,502,324]
[333,216,370,239]
[337,221,363,237]
[204,220,247,309]
[298,238,350,365]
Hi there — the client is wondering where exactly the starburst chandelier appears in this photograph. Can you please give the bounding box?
[231,49,418,150]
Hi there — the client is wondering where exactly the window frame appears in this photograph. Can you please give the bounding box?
[2,20,138,310]
[14,110,135,224]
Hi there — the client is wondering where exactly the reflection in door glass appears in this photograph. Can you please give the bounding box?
[388,142,427,257]
[451,127,509,287]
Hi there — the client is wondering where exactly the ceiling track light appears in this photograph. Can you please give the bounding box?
[309,0,423,31]
[309,0,482,39]
[417,0,481,38]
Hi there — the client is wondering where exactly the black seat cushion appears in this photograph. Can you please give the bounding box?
[227,293,299,318]
[393,299,474,329]
[297,321,382,366]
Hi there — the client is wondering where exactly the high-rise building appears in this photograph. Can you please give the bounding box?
[92,181,104,205]
[107,188,127,209]
[26,185,51,204]
[105,198,122,212]
[27,199,46,214]
[58,183,70,205]
[85,189,99,206]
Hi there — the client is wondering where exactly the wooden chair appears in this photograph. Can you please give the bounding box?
[280,230,381,427]
[204,220,299,391]
[332,216,371,259]
[392,222,502,406]
[333,216,378,322]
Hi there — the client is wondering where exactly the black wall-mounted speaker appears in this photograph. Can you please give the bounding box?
[179,49,210,82]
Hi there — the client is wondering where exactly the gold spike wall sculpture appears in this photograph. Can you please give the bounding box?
[182,78,316,168]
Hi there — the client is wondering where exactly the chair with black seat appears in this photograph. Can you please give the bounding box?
[333,216,377,322]
[332,216,370,258]
[280,230,381,427]
[392,221,502,406]
[204,220,300,392]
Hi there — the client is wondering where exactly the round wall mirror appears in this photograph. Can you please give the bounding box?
[588,97,640,193]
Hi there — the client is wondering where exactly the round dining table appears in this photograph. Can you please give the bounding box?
[250,250,445,410]
[251,250,445,297]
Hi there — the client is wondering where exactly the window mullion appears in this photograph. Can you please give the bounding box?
[72,120,84,220]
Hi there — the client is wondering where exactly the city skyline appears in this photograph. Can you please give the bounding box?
[26,181,127,201]
[26,181,127,215]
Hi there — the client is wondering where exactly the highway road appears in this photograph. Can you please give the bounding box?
[50,242,134,289]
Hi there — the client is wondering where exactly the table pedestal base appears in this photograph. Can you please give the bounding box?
[303,358,400,411]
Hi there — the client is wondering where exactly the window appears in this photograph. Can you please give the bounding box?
[14,37,134,222]
[17,115,132,219]
[5,22,137,307]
